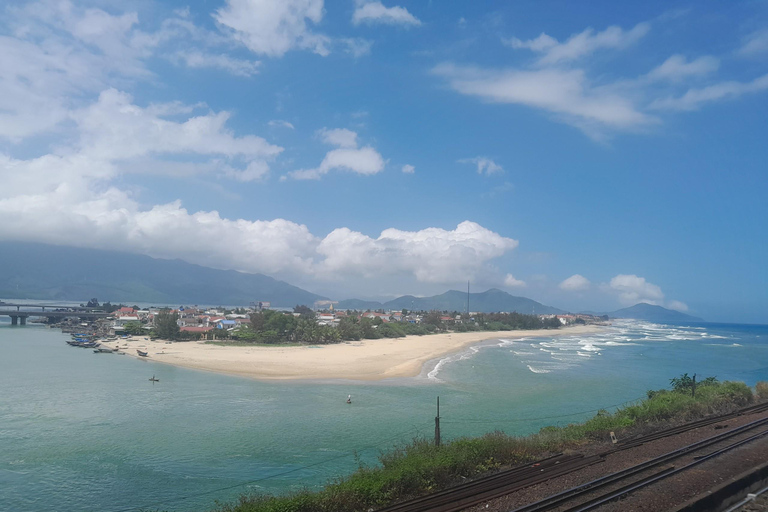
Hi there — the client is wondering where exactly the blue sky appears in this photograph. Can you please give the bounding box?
[0,0,766,323]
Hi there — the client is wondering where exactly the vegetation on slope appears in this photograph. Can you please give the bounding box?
[211,377,760,512]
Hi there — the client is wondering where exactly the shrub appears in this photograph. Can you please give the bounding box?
[756,381,768,399]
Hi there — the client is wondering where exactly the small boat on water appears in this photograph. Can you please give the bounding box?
[137,349,149,357]
[149,375,159,382]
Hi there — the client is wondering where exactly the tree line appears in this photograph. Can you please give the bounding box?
[124,306,562,343]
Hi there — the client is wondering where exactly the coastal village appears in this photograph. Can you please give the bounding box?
[82,301,604,340]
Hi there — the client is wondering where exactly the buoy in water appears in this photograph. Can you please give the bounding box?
[346,394,352,404]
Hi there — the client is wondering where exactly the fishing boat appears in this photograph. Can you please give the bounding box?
[94,348,113,353]
[137,349,149,357]
[149,375,159,382]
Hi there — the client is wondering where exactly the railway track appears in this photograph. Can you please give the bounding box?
[373,401,768,512]
[511,415,768,512]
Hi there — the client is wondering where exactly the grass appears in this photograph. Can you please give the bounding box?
[212,379,759,512]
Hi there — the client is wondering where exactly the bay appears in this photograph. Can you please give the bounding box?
[1,319,766,511]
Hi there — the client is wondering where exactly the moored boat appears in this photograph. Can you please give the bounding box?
[137,349,149,357]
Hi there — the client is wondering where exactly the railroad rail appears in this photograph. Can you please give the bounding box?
[512,415,768,512]
[373,401,768,512]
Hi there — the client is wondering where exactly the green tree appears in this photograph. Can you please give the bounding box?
[294,304,315,319]
[123,321,145,336]
[153,309,180,340]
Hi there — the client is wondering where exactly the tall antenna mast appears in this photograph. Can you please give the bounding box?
[466,280,470,315]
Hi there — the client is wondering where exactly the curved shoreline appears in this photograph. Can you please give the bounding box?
[100,325,607,382]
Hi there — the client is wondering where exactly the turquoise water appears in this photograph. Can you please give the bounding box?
[1,320,766,511]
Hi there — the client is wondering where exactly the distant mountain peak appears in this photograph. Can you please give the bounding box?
[337,288,564,314]
[609,303,703,323]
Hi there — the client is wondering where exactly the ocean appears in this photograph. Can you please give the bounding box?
[1,320,766,511]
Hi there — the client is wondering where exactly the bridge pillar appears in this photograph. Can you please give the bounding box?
[20,316,27,325]
[10,315,18,325]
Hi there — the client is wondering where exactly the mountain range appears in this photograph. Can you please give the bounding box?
[0,241,703,322]
[338,288,565,315]
[0,241,325,307]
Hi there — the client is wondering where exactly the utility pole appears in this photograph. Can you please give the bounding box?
[435,396,441,447]
[692,373,697,398]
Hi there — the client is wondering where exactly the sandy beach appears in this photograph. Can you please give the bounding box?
[101,325,606,381]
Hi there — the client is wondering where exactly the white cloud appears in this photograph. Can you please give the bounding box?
[602,274,690,312]
[290,147,385,179]
[341,38,373,57]
[268,120,295,129]
[609,274,664,306]
[459,156,504,175]
[667,300,689,312]
[317,222,518,282]
[434,63,654,133]
[0,154,518,283]
[352,1,421,27]
[559,274,590,291]
[504,33,558,52]
[646,54,719,82]
[73,89,282,171]
[650,74,768,111]
[0,1,262,139]
[173,51,260,76]
[505,23,650,65]
[214,0,330,57]
[504,274,526,288]
[441,21,768,137]
[290,128,384,179]
[401,164,415,173]
[738,30,768,57]
[317,127,358,148]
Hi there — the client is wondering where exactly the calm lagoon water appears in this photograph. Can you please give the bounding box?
[1,319,766,511]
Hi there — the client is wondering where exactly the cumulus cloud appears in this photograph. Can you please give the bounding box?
[607,274,688,312]
[289,128,385,179]
[459,157,504,175]
[352,1,421,27]
[317,127,358,148]
[401,164,415,173]
[0,1,270,139]
[0,155,519,284]
[504,274,526,288]
[609,274,664,305]
[214,0,330,57]
[317,221,518,282]
[559,274,590,291]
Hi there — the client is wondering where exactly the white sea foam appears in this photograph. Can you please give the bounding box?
[526,364,550,374]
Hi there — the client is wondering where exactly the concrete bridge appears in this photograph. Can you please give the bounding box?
[0,303,110,325]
